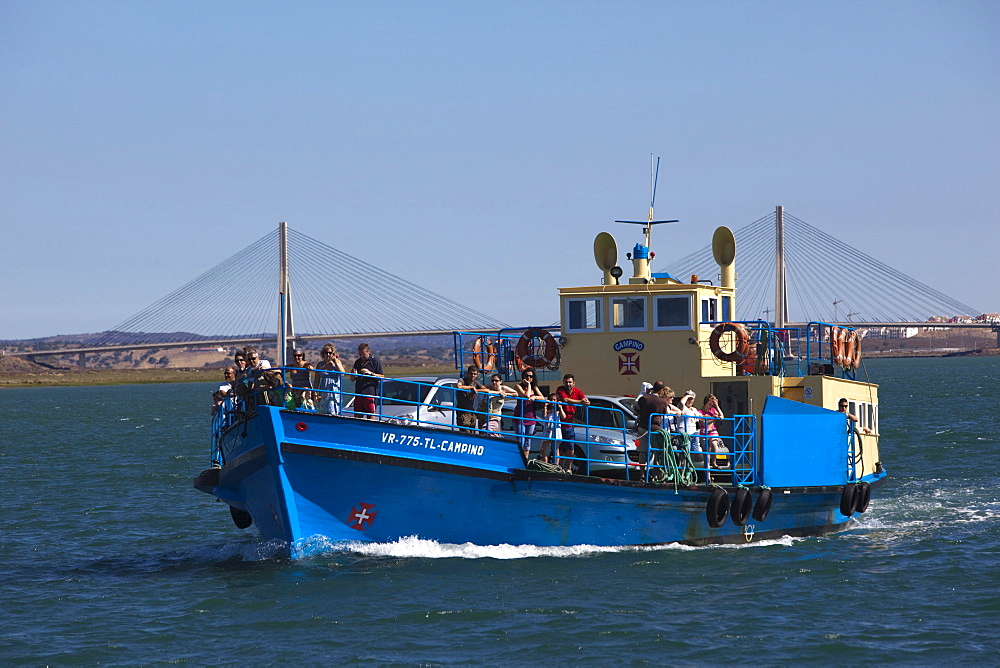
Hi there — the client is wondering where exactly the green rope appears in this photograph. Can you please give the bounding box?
[648,430,697,490]
[527,458,565,473]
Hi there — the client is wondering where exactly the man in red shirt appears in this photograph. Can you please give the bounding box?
[556,373,590,445]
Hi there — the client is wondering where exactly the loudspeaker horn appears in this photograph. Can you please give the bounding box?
[593,232,619,285]
[712,226,736,289]
[594,232,618,270]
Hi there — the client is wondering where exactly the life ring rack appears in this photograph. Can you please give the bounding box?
[709,322,750,363]
[514,328,559,370]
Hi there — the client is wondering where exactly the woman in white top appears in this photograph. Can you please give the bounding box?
[315,342,346,414]
[482,374,517,435]
[677,390,703,454]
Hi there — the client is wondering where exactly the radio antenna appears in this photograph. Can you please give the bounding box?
[616,154,678,252]
[649,153,659,223]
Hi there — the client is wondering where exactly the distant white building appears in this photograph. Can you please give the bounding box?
[860,327,919,339]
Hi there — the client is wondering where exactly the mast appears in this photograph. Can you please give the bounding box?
[614,155,678,282]
[278,221,295,367]
[774,205,788,328]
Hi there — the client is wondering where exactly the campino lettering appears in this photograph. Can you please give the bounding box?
[614,339,645,351]
[380,431,485,456]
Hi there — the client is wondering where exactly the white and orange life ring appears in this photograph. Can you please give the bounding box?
[709,323,750,363]
[515,328,558,369]
[841,329,856,370]
[831,327,845,366]
[846,330,862,369]
[472,336,497,371]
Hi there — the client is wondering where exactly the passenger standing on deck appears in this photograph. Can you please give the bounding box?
[514,369,545,458]
[662,387,680,432]
[538,393,566,467]
[351,343,384,419]
[244,347,277,407]
[557,374,590,470]
[287,349,315,409]
[233,351,248,381]
[677,390,706,477]
[636,381,672,463]
[212,367,237,415]
[482,374,517,435]
[315,343,346,415]
[245,347,271,373]
[700,394,727,468]
[455,365,486,433]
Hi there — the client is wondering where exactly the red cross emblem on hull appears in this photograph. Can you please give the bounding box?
[619,352,640,375]
[348,502,377,530]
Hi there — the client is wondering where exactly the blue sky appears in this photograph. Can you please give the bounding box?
[1,0,997,339]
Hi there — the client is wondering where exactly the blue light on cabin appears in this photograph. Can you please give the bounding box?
[632,244,649,259]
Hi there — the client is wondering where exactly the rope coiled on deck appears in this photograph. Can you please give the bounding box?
[648,430,697,489]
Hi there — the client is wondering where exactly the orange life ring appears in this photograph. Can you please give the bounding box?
[709,323,750,363]
[515,328,558,369]
[472,336,497,371]
[831,327,845,366]
[842,329,856,370]
[848,330,862,369]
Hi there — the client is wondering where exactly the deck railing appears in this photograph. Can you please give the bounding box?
[211,368,762,487]
[214,368,743,480]
[636,412,757,486]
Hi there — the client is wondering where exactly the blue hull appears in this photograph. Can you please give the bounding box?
[195,406,886,556]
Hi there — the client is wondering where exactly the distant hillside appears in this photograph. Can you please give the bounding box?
[1,332,457,371]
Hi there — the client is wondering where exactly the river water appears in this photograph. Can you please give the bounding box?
[1,357,997,664]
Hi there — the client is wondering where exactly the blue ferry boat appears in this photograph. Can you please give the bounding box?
[194,222,887,556]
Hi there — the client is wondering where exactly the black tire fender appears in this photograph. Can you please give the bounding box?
[839,484,858,517]
[230,505,253,529]
[731,488,752,526]
[706,488,730,528]
[854,481,871,513]
[752,488,774,522]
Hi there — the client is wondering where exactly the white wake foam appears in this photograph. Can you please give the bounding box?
[293,533,803,560]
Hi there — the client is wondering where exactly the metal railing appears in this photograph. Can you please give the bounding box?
[211,368,639,476]
[635,413,757,486]
[702,319,861,380]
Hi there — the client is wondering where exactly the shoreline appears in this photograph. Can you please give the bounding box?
[0,364,456,389]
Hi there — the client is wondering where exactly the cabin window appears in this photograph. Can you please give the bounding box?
[701,297,718,325]
[653,295,692,330]
[611,297,646,330]
[722,295,733,321]
[565,298,602,332]
[861,402,878,433]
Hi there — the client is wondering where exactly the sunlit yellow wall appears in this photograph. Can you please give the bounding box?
[558,281,736,397]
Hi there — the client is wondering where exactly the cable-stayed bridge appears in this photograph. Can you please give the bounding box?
[9,223,511,367]
[665,207,982,327]
[7,210,995,367]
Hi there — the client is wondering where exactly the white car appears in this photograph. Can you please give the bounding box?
[343,376,641,475]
